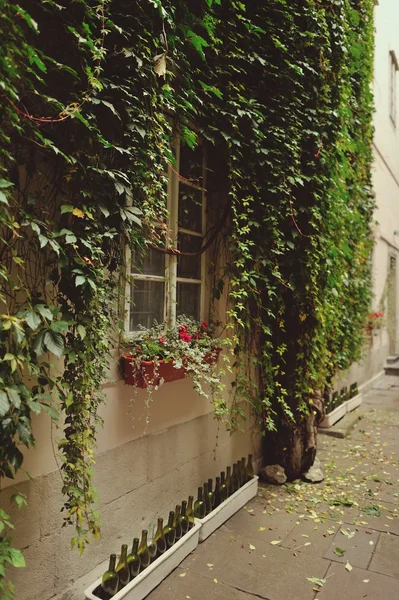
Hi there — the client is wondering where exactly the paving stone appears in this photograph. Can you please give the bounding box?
[147,570,250,600]
[316,561,399,600]
[369,532,399,578]
[180,528,328,600]
[323,524,379,568]
[281,518,334,557]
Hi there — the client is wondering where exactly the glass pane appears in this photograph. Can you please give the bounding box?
[131,246,165,276]
[129,280,165,331]
[177,282,201,320]
[178,184,203,233]
[177,234,202,279]
[179,143,203,184]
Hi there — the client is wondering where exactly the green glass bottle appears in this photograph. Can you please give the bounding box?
[127,538,141,579]
[152,517,167,557]
[173,505,182,541]
[246,453,255,480]
[232,463,239,492]
[186,495,195,529]
[225,466,233,496]
[207,478,215,510]
[194,486,206,518]
[179,501,190,535]
[220,471,228,501]
[101,554,119,598]
[214,476,222,508]
[203,481,212,515]
[163,511,176,548]
[137,530,150,571]
[115,544,130,590]
[148,527,158,563]
[241,457,247,485]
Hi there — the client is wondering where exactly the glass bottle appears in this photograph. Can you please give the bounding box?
[220,471,228,501]
[115,544,130,589]
[186,495,195,528]
[241,457,247,485]
[148,526,158,563]
[225,466,233,496]
[246,454,254,480]
[163,511,176,548]
[203,482,212,515]
[127,538,141,579]
[137,530,150,571]
[179,500,190,535]
[214,476,222,508]
[207,478,215,510]
[152,517,167,557]
[194,486,205,518]
[232,463,239,492]
[101,554,119,598]
[173,505,182,541]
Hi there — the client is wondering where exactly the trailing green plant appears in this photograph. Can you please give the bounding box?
[0,0,375,594]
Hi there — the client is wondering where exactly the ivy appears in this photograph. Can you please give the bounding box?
[0,0,374,595]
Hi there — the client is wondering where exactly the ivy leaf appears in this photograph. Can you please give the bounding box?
[186,30,209,61]
[77,324,86,340]
[24,309,41,330]
[75,275,86,287]
[153,52,167,78]
[306,577,325,587]
[6,388,21,409]
[7,548,26,568]
[334,547,345,556]
[35,305,53,321]
[50,320,69,333]
[0,391,10,417]
[43,330,64,358]
[363,505,381,517]
[120,206,142,225]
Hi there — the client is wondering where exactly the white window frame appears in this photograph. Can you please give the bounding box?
[390,50,398,127]
[124,135,207,337]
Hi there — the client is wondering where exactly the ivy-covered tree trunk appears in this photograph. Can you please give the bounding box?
[264,393,325,481]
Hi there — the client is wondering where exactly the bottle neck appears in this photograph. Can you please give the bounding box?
[197,487,203,500]
[120,544,128,561]
[187,496,194,509]
[132,539,139,554]
[181,501,187,516]
[109,554,116,571]
[157,517,164,532]
[226,467,231,477]
[204,482,208,494]
[168,511,175,527]
[140,531,148,545]
[221,471,225,484]
[175,505,181,518]
[208,479,213,492]
[215,477,220,489]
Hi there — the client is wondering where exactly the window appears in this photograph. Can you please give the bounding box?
[127,139,206,333]
[390,50,398,126]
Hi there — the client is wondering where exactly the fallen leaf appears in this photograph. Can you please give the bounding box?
[363,579,369,583]
[179,572,186,578]
[207,563,214,568]
[345,562,353,572]
[306,576,326,587]
[369,541,374,546]
[334,547,345,556]
[153,52,167,78]
[249,544,256,550]
[270,540,281,545]
[259,527,266,531]
[213,578,218,584]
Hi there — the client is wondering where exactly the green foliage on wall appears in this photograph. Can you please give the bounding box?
[0,0,374,593]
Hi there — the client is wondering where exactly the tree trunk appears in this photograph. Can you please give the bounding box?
[263,390,325,481]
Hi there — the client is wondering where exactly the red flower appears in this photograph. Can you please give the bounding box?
[159,337,166,344]
[179,330,192,342]
[201,321,208,329]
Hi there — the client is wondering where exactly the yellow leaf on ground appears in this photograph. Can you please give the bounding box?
[259,527,267,531]
[249,544,256,550]
[270,540,281,545]
[363,579,369,583]
[207,563,214,568]
[345,562,353,572]
[214,578,218,584]
[179,572,186,577]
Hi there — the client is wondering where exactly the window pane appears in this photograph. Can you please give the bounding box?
[179,143,203,184]
[177,234,202,279]
[130,280,165,331]
[131,246,165,276]
[178,184,203,233]
[177,282,201,320]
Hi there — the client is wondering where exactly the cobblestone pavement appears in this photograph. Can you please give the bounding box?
[147,376,399,600]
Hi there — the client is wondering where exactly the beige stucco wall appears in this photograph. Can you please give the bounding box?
[1,349,261,600]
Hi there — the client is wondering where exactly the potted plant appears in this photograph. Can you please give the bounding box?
[120,316,223,402]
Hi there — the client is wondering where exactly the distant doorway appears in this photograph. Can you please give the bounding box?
[387,254,397,354]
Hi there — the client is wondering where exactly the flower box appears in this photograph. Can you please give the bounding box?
[319,393,362,428]
[84,522,201,600]
[121,348,221,388]
[196,476,259,543]
[121,356,186,388]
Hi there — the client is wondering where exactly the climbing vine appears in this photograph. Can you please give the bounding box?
[0,0,374,594]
